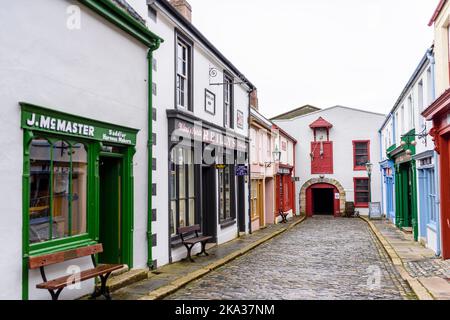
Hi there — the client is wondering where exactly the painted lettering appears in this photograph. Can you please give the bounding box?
[26,113,36,126]
[40,116,51,129]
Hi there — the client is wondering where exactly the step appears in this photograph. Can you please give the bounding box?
[101,268,148,292]
[401,227,413,234]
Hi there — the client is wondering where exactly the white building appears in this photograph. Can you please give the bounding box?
[143,0,255,266]
[0,0,163,299]
[379,47,440,254]
[273,106,385,216]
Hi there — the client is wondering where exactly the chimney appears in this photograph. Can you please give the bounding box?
[250,89,259,110]
[169,0,192,22]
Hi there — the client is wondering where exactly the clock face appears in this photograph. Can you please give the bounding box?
[316,128,327,141]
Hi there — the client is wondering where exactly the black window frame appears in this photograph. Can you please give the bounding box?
[174,29,194,112]
[218,150,236,226]
[223,71,234,129]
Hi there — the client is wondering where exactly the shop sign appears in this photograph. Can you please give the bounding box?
[235,164,248,176]
[395,153,412,164]
[278,168,290,175]
[174,119,246,151]
[369,202,382,220]
[21,103,137,145]
[215,164,226,170]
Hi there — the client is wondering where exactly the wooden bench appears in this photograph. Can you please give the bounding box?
[178,225,212,262]
[29,243,123,300]
[279,209,288,223]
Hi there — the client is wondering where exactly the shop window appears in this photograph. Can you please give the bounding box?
[353,140,370,170]
[354,178,370,207]
[29,139,87,244]
[219,165,235,223]
[169,146,197,237]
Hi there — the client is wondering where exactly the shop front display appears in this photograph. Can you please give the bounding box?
[21,103,138,297]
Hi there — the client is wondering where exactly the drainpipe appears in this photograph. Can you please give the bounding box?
[147,41,161,269]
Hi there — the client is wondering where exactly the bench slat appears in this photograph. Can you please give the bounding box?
[183,236,212,244]
[36,264,123,290]
[29,244,103,269]
[177,225,201,234]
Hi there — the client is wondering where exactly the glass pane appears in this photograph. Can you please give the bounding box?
[355,155,368,166]
[71,143,87,237]
[179,164,185,199]
[219,169,224,220]
[189,199,195,227]
[170,201,177,236]
[29,138,52,244]
[179,200,186,228]
[52,141,70,240]
[225,166,231,219]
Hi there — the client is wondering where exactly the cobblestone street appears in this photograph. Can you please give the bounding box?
[166,217,416,300]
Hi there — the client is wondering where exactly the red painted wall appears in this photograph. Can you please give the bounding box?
[311,142,333,174]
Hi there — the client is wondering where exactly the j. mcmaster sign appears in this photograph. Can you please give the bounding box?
[20,102,137,145]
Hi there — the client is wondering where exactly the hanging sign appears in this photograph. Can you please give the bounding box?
[21,103,137,145]
[369,202,382,220]
[278,168,291,175]
[235,164,248,176]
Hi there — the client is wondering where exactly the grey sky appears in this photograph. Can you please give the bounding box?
[187,0,437,118]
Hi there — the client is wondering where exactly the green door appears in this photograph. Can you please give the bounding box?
[99,156,122,264]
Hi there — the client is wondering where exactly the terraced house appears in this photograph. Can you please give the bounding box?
[379,46,440,253]
[0,0,163,299]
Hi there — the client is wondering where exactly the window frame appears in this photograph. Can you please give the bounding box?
[175,29,193,112]
[354,177,370,208]
[223,71,234,129]
[169,146,199,240]
[26,133,95,256]
[218,164,236,225]
[353,140,370,171]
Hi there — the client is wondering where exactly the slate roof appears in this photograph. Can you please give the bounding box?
[112,0,146,25]
[271,105,321,120]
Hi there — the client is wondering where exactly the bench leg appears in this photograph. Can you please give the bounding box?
[48,288,63,300]
[184,244,195,262]
[90,272,112,300]
[196,241,209,257]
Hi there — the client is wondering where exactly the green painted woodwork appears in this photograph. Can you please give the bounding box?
[386,143,397,155]
[392,129,418,241]
[21,103,138,146]
[78,0,163,48]
[21,105,136,299]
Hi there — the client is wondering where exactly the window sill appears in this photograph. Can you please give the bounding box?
[28,236,96,257]
[353,167,366,171]
[355,203,369,208]
[219,219,236,229]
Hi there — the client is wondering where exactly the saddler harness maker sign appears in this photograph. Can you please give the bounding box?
[21,103,137,145]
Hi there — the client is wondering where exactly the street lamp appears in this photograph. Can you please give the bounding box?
[365,162,373,203]
[272,146,281,163]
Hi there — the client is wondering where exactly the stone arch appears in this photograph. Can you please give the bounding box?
[300,178,346,215]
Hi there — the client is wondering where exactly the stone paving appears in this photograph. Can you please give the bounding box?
[166,216,416,300]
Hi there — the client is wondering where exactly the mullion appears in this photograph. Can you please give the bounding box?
[68,144,73,237]
[185,160,189,226]
[49,141,54,240]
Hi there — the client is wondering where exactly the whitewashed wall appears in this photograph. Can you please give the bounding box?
[0,0,150,299]
[147,4,251,264]
[274,107,385,216]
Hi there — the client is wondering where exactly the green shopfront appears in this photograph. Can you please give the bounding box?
[21,103,138,299]
[388,129,419,240]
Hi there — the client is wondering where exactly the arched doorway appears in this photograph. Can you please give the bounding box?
[306,183,339,217]
[300,178,346,217]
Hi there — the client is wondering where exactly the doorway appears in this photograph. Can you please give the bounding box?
[312,188,334,215]
[201,165,217,242]
[99,156,123,264]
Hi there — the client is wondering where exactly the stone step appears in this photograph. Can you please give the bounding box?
[401,227,413,234]
[100,269,148,292]
[110,264,129,277]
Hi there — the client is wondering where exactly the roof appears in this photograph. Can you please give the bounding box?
[112,0,146,24]
[152,0,255,90]
[273,105,385,123]
[428,0,447,26]
[379,47,433,131]
[271,105,320,120]
[250,107,272,130]
[309,116,333,129]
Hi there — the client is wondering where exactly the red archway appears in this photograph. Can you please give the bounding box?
[305,183,340,217]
